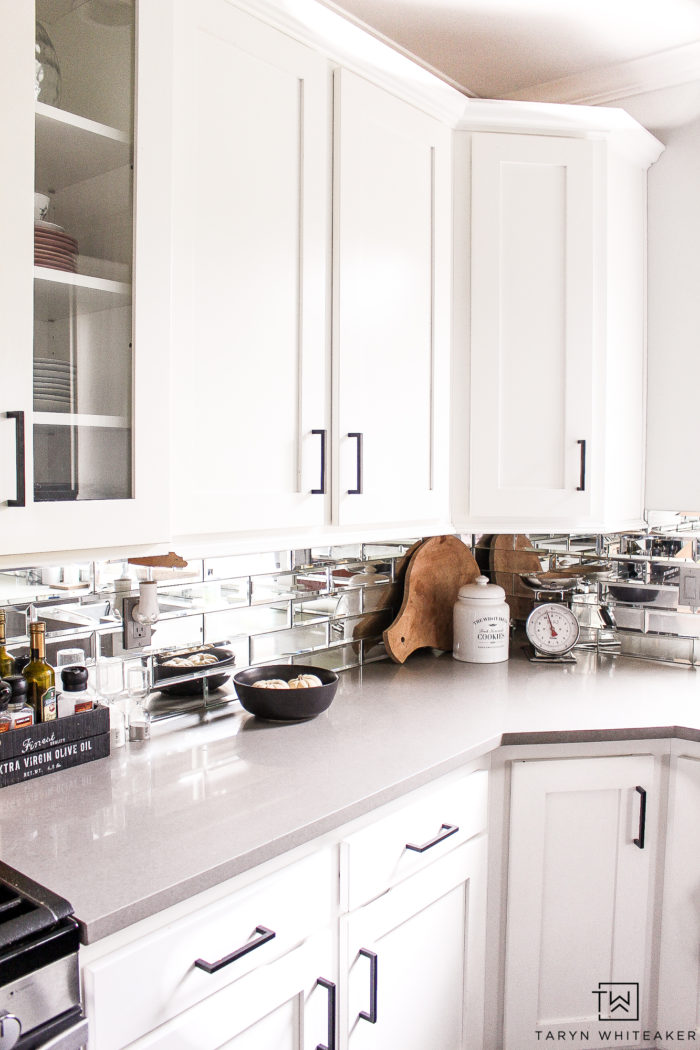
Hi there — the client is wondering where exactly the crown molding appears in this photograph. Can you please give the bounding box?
[505,39,700,107]
[230,0,470,124]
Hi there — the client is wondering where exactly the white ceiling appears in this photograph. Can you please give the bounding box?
[322,0,700,131]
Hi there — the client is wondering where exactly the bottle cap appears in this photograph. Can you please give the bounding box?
[0,680,10,709]
[61,666,89,691]
[5,675,28,701]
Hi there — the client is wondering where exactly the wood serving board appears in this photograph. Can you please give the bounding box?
[489,534,541,621]
[383,535,480,663]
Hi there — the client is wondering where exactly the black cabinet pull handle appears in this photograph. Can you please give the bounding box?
[358,948,378,1024]
[348,432,363,494]
[6,411,25,508]
[316,977,336,1050]
[634,786,647,849]
[194,925,275,974]
[577,439,586,492]
[405,823,459,854]
[311,429,326,495]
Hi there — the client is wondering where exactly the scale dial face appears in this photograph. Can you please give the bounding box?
[525,603,580,656]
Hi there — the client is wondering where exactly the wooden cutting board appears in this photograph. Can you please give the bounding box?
[383,535,480,663]
[489,534,541,621]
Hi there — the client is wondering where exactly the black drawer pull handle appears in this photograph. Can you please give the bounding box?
[359,948,378,1024]
[6,411,25,508]
[577,439,587,492]
[348,432,363,494]
[311,429,326,495]
[405,823,459,854]
[194,925,275,974]
[634,786,647,849]
[316,977,336,1050]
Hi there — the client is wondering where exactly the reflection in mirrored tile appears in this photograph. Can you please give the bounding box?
[362,638,388,663]
[204,551,291,581]
[158,579,249,616]
[298,644,360,672]
[330,609,394,643]
[150,614,204,651]
[250,623,329,664]
[361,540,421,559]
[292,598,333,626]
[205,604,291,641]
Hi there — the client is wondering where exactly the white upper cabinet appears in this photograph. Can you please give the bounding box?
[0,0,170,560]
[168,0,331,540]
[462,121,663,534]
[333,69,452,530]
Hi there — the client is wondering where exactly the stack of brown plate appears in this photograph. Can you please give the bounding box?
[34,221,78,273]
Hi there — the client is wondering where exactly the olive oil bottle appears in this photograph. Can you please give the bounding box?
[0,610,15,678]
[23,622,56,722]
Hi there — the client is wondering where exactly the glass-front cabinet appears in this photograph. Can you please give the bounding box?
[0,0,170,560]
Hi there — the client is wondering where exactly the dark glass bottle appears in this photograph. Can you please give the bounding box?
[0,611,15,678]
[23,622,56,723]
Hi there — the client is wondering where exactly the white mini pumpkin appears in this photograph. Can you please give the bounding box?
[288,674,323,689]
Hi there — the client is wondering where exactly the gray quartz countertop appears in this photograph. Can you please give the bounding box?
[1,647,699,943]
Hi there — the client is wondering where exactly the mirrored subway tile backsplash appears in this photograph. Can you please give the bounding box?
[0,540,418,684]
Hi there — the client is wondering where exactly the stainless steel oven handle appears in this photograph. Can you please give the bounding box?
[33,1016,88,1050]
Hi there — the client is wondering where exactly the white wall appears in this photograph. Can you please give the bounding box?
[645,115,700,511]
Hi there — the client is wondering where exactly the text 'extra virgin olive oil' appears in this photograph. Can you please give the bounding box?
[24,622,56,722]
[0,610,15,678]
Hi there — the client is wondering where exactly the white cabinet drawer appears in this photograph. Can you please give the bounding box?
[342,769,488,911]
[83,849,335,1050]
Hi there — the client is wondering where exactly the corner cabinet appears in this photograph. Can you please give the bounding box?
[462,122,663,533]
[503,754,658,1049]
[0,0,170,559]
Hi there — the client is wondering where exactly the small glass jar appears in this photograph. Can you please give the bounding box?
[4,675,35,729]
[35,21,62,106]
[57,666,94,718]
[0,680,12,733]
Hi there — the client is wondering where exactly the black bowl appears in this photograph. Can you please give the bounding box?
[607,585,660,606]
[154,646,235,698]
[232,664,338,721]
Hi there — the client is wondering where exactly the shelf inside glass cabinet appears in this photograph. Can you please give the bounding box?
[35,102,130,191]
[34,269,131,321]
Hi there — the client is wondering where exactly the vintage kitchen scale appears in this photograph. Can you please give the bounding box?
[519,564,611,664]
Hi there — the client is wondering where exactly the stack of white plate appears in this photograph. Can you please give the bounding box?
[34,357,76,413]
[34,221,79,273]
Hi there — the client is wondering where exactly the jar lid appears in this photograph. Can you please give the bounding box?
[457,575,506,601]
[61,666,89,691]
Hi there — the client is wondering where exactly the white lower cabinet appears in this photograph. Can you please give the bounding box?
[656,744,700,1039]
[503,754,658,1050]
[82,849,337,1050]
[81,766,489,1050]
[125,931,335,1050]
[342,835,487,1050]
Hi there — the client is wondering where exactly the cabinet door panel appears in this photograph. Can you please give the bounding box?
[657,752,700,1036]
[127,931,334,1050]
[334,69,451,529]
[470,133,596,525]
[344,836,486,1050]
[504,755,656,1049]
[170,0,329,537]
